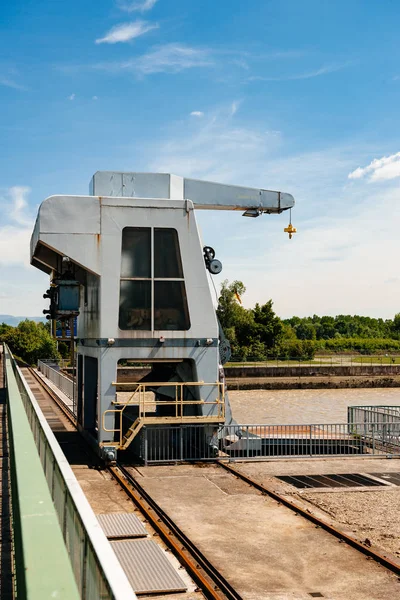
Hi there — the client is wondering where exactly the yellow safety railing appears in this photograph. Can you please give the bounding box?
[101,381,225,449]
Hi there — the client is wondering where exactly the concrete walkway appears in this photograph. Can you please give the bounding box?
[129,463,400,599]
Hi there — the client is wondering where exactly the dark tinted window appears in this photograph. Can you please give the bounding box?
[154,228,183,278]
[154,281,190,330]
[119,280,151,330]
[121,228,151,278]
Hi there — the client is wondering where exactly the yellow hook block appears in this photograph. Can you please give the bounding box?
[284,223,297,239]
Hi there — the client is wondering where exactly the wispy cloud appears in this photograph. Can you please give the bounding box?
[190,111,204,117]
[95,20,158,44]
[230,101,240,116]
[141,102,400,317]
[248,62,352,82]
[148,102,282,183]
[93,43,213,75]
[117,0,158,12]
[0,186,34,267]
[8,186,32,227]
[348,151,400,182]
[0,76,26,90]
[0,68,27,91]
[67,93,75,100]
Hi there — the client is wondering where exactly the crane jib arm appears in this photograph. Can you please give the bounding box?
[89,171,294,214]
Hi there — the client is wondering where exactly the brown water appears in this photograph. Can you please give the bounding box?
[229,388,400,424]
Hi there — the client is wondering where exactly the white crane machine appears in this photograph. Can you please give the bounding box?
[31,171,295,461]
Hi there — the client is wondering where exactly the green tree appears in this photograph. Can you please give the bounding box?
[3,320,59,365]
[392,313,400,338]
[251,301,283,349]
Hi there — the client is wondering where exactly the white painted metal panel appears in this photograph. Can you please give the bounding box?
[39,196,100,233]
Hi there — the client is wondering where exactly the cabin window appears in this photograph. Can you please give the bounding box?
[119,227,190,331]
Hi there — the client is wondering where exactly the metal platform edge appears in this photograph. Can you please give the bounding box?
[8,346,137,600]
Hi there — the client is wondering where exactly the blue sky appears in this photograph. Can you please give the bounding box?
[2,0,400,318]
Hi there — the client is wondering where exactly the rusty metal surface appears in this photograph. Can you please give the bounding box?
[97,513,147,539]
[111,539,187,594]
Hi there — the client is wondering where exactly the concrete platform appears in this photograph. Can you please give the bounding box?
[231,457,400,559]
[129,462,400,599]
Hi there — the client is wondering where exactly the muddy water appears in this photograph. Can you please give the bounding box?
[228,388,400,424]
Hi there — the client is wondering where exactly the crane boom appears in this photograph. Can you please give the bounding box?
[90,171,294,214]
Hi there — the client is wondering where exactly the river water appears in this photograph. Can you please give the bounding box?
[229,388,400,424]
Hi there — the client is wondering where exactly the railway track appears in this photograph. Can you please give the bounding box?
[23,366,243,600]
[23,366,400,597]
[218,461,400,577]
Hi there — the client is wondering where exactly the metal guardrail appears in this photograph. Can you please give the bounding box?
[140,421,400,464]
[348,406,400,441]
[104,380,225,450]
[38,359,77,411]
[4,345,80,599]
[6,347,136,600]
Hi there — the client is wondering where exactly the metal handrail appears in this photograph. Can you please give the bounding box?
[4,345,80,599]
[103,381,225,448]
[6,346,136,600]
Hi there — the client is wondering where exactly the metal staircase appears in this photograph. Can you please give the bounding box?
[101,381,225,451]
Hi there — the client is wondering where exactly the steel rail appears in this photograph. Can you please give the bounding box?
[27,366,77,425]
[218,462,400,576]
[27,368,243,600]
[110,464,243,600]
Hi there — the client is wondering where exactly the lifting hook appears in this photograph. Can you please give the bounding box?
[284,209,297,239]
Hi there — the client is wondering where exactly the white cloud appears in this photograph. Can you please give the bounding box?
[0,187,50,313]
[0,66,27,91]
[94,43,213,75]
[117,0,158,12]
[0,76,27,91]
[348,151,400,182]
[0,226,31,267]
[0,186,34,267]
[230,101,240,116]
[8,186,32,226]
[140,102,400,318]
[149,103,283,183]
[248,63,352,82]
[95,20,158,44]
[190,111,204,117]
[67,93,75,100]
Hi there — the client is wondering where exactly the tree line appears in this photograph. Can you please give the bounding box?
[2,281,400,365]
[0,320,59,365]
[217,281,400,360]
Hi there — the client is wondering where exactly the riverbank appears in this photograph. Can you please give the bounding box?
[226,374,400,390]
[115,365,400,390]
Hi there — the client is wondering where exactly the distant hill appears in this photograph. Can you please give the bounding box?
[0,315,46,327]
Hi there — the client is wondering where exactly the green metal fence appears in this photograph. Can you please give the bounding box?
[4,345,80,599]
[4,346,136,600]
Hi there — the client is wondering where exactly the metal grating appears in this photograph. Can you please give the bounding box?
[277,473,385,489]
[97,513,147,539]
[111,539,187,594]
[371,472,400,485]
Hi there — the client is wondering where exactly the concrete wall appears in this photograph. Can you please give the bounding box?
[224,365,400,378]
